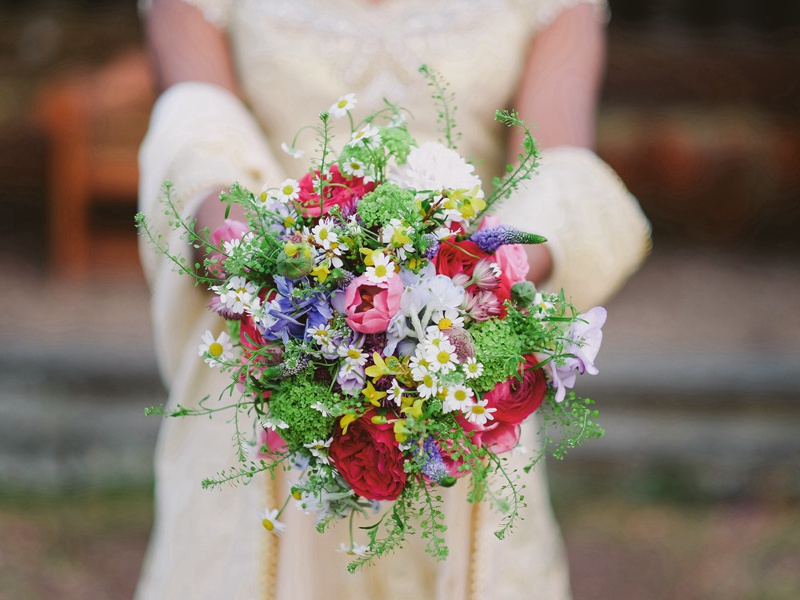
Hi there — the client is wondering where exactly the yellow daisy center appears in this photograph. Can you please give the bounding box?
[319,229,328,240]
[454,389,467,402]
[282,185,295,195]
[438,318,453,330]
[347,349,361,360]
[471,405,486,415]
[338,99,348,108]
[208,342,223,358]
[374,265,387,278]
[437,351,452,365]
[262,519,274,531]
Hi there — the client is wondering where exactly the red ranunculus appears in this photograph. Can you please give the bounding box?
[484,354,547,425]
[329,412,407,501]
[296,164,375,217]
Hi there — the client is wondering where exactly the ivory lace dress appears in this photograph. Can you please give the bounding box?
[136,1,650,598]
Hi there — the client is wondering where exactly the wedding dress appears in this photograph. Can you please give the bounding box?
[136,1,650,598]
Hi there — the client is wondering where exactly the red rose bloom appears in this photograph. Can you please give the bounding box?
[484,354,547,425]
[296,164,375,217]
[329,412,407,501]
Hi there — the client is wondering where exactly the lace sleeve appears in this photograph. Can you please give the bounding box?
[138,0,233,29]
[517,0,610,34]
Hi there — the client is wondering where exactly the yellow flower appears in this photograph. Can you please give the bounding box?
[284,241,299,257]
[393,419,410,443]
[401,397,425,420]
[310,263,330,282]
[340,413,358,434]
[360,247,377,266]
[362,381,386,407]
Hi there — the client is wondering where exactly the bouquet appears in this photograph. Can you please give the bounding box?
[138,67,606,571]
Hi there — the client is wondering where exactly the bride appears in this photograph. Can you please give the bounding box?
[136,1,650,598]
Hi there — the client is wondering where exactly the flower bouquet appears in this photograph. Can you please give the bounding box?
[138,67,605,571]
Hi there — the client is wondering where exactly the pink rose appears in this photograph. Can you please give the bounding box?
[456,415,521,454]
[329,411,407,501]
[484,354,547,426]
[343,273,403,334]
[478,216,530,285]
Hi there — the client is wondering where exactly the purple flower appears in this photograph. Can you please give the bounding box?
[549,306,607,402]
[422,233,440,259]
[337,363,365,396]
[469,225,546,253]
[260,276,334,343]
[413,436,456,486]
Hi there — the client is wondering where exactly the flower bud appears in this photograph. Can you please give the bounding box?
[511,281,537,307]
[275,245,314,279]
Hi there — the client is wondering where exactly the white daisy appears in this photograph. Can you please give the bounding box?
[329,93,357,118]
[338,542,370,556]
[258,507,286,536]
[311,219,338,249]
[276,178,300,203]
[443,384,474,413]
[463,398,496,426]
[310,401,331,417]
[416,373,439,399]
[197,330,233,367]
[338,344,367,367]
[463,357,484,379]
[386,379,404,407]
[409,352,433,381]
[303,438,333,464]
[341,158,366,178]
[348,123,380,147]
[432,308,464,331]
[280,142,304,159]
[215,276,259,315]
[426,339,459,374]
[308,323,332,347]
[364,252,395,284]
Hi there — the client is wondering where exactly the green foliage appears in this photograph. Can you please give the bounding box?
[377,125,415,164]
[468,318,524,391]
[419,64,460,150]
[536,392,604,466]
[356,183,421,229]
[268,373,338,451]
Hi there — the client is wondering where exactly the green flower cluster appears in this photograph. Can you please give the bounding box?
[268,373,338,450]
[377,126,415,164]
[468,318,524,392]
[357,183,421,229]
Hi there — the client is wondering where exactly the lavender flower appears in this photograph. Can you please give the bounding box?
[469,225,546,253]
[422,233,440,259]
[413,436,456,487]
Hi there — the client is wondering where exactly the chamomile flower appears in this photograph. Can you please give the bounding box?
[386,379,405,407]
[426,339,459,373]
[214,276,258,315]
[276,178,300,203]
[432,308,464,331]
[463,357,484,379]
[308,323,332,347]
[443,384,474,413]
[280,142,304,159]
[409,352,432,381]
[341,158,366,178]
[463,398,496,426]
[198,330,233,367]
[416,372,439,399]
[348,124,380,147]
[338,542,370,557]
[310,401,331,417]
[364,252,395,284]
[311,219,338,249]
[303,438,333,464]
[258,508,286,536]
[338,344,367,367]
[329,93,357,118]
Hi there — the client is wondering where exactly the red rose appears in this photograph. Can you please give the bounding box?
[296,164,375,217]
[329,412,407,501]
[484,354,547,425]
[433,237,512,314]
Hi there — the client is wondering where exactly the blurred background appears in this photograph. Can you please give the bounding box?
[1,0,799,598]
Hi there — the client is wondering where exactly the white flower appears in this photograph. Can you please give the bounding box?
[303,438,333,464]
[341,158,366,178]
[276,178,300,203]
[308,324,333,348]
[338,542,370,556]
[432,308,464,331]
[388,141,484,197]
[261,417,289,431]
[365,252,395,284]
[258,508,286,536]
[463,398,496,426]
[310,401,331,417]
[329,93,357,118]
[214,276,259,315]
[348,124,380,147]
[416,372,439,399]
[463,357,484,379]
[338,344,367,367]
[386,379,404,407]
[409,352,433,381]
[311,219,338,249]
[426,339,459,374]
[443,384,474,413]
[198,330,233,367]
[280,142,304,159]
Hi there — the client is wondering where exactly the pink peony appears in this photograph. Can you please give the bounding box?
[343,273,403,334]
[484,354,547,425]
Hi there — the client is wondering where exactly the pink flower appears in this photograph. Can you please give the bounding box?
[208,219,249,278]
[343,273,403,334]
[484,354,547,425]
[296,164,375,217]
[478,216,530,285]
